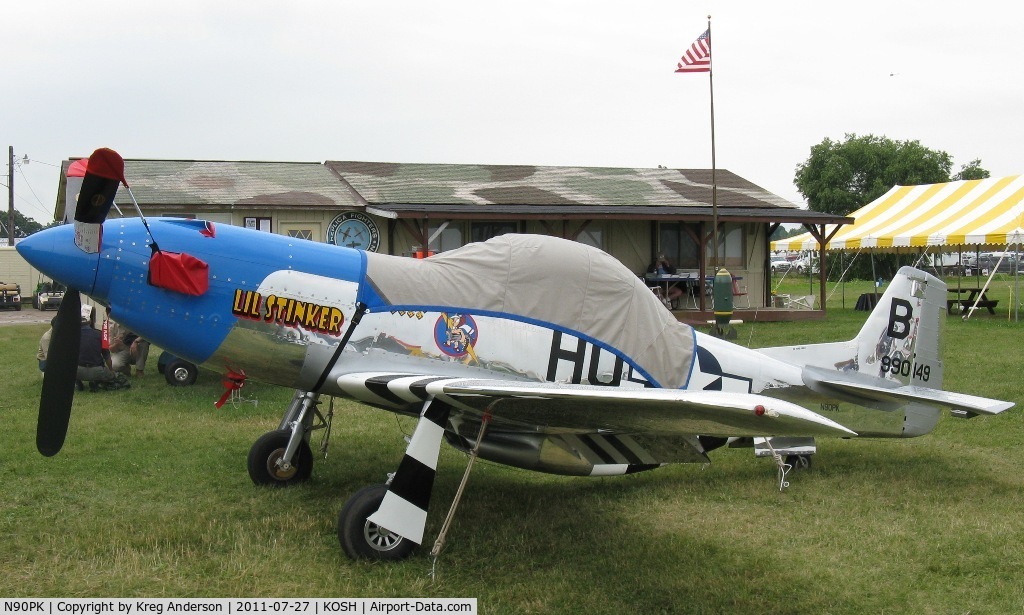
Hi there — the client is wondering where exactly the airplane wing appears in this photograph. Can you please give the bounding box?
[337,373,857,438]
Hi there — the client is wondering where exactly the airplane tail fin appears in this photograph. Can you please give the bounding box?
[849,266,945,390]
[763,267,945,383]
[764,267,1012,434]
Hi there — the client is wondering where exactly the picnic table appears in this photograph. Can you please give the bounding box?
[947,287,998,315]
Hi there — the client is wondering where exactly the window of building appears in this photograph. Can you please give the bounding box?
[427,221,464,253]
[576,227,604,250]
[705,223,745,268]
[658,223,700,269]
[287,229,314,241]
[471,221,518,243]
[244,217,272,232]
[659,222,746,269]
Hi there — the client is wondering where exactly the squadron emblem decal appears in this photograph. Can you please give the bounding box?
[435,313,479,359]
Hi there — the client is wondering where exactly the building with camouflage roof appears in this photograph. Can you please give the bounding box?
[52,157,849,317]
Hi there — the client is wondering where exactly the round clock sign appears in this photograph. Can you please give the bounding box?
[327,211,380,252]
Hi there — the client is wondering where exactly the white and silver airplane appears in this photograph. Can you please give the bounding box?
[18,149,1013,561]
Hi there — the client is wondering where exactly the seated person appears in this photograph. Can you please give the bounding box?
[38,317,56,373]
[77,306,130,392]
[109,318,151,378]
[648,254,677,275]
[647,254,683,305]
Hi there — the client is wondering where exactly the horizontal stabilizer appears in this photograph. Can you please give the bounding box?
[806,367,1013,416]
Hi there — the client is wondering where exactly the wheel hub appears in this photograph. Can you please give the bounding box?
[364,521,403,552]
[266,448,298,480]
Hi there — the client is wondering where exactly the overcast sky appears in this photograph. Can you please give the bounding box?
[3,1,1022,227]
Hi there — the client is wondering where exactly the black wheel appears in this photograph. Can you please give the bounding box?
[338,484,416,561]
[785,454,812,471]
[164,358,198,386]
[247,429,314,486]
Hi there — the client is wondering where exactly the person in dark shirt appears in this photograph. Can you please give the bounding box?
[76,305,129,391]
[647,254,677,276]
[646,254,683,306]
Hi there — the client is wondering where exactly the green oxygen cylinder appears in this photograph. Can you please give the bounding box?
[712,267,735,338]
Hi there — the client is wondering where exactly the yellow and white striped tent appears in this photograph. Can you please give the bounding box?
[772,175,1024,252]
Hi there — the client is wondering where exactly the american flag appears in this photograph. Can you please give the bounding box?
[675,30,711,73]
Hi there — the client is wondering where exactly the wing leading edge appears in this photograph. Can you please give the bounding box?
[337,372,857,438]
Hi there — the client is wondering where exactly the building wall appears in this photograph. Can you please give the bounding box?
[0,246,46,298]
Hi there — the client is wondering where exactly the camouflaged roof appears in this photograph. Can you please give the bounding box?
[55,158,848,224]
[326,162,801,210]
[57,159,360,214]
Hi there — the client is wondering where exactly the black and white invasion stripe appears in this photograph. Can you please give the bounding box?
[365,400,450,544]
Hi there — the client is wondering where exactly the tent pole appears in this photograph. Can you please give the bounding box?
[870,250,877,290]
[841,251,845,309]
[1015,240,1020,322]
[964,251,1006,321]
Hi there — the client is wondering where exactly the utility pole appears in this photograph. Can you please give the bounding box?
[7,146,14,246]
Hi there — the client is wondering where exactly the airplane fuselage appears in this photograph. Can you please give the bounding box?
[18,218,924,440]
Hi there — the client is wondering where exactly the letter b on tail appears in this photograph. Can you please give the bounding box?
[887,298,914,340]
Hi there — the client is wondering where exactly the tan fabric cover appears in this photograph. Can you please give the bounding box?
[363,234,695,388]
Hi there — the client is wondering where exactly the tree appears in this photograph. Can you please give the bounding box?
[769,225,808,242]
[794,134,954,216]
[952,158,990,181]
[1,209,46,238]
[793,134,989,281]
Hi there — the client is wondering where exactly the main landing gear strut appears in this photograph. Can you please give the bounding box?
[247,390,331,486]
[336,401,490,564]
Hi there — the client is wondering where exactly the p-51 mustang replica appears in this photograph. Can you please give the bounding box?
[20,149,1013,561]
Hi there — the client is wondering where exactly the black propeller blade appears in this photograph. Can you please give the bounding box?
[37,289,82,456]
[35,147,125,457]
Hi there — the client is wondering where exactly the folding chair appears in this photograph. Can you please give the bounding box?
[788,294,817,310]
[731,277,749,309]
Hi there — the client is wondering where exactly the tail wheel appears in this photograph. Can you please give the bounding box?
[785,454,812,471]
[247,429,314,486]
[338,484,416,561]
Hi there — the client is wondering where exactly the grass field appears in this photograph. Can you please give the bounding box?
[1,293,1023,613]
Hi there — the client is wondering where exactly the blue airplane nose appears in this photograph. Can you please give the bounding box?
[16,225,100,295]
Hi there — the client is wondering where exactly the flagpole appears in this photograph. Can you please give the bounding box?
[707,15,718,273]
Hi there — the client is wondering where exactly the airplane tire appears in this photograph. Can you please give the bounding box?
[785,454,812,471]
[164,358,198,386]
[338,484,415,561]
[247,429,314,486]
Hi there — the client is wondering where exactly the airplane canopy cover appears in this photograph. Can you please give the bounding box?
[773,175,1024,251]
[363,234,696,388]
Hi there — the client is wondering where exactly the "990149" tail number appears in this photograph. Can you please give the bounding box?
[881,355,931,381]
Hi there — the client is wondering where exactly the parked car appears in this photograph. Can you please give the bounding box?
[963,252,1019,275]
[770,257,792,273]
[0,282,22,311]
[790,257,820,275]
[34,280,64,310]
